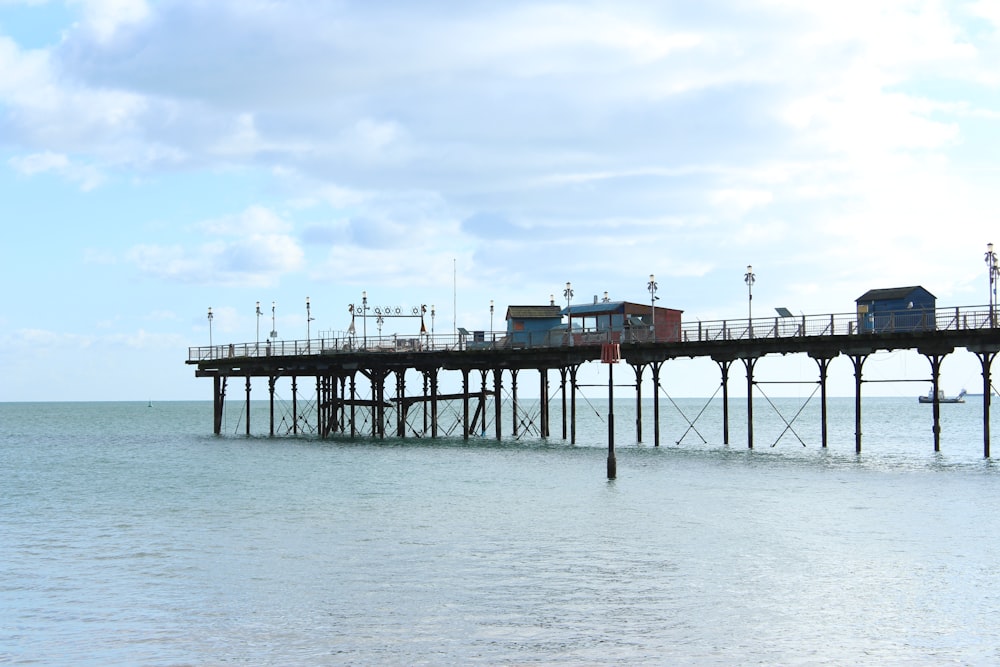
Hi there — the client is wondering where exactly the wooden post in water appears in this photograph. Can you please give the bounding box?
[608,362,616,479]
[602,343,621,479]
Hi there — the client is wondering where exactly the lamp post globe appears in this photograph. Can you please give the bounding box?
[744,265,756,338]
[647,274,658,342]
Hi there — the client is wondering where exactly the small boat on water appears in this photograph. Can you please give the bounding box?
[918,388,967,404]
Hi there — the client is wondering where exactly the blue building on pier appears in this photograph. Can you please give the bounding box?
[856,286,936,333]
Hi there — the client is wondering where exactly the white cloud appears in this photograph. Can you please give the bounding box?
[711,188,774,215]
[128,206,304,286]
[201,205,293,236]
[69,0,151,44]
[8,150,106,190]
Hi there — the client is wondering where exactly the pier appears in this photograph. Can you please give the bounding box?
[188,304,1000,476]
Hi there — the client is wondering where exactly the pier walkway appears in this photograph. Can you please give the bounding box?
[188,305,1000,474]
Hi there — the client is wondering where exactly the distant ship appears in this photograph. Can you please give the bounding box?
[918,388,966,404]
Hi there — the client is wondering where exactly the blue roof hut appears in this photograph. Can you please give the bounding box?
[505,305,563,347]
[856,286,936,333]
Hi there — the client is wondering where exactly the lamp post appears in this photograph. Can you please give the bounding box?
[564,281,574,345]
[431,304,435,342]
[207,306,213,348]
[362,291,369,348]
[255,301,262,353]
[744,265,755,339]
[993,257,999,327]
[270,301,277,340]
[420,304,428,346]
[306,296,314,351]
[648,274,658,342]
[987,243,998,326]
[490,299,494,339]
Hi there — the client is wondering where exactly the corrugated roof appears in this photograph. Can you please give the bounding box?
[506,305,562,320]
[856,286,936,302]
[564,301,683,316]
[564,302,623,316]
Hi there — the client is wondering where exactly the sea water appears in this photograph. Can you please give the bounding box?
[2,398,1000,665]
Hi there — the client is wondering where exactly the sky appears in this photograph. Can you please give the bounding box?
[2,0,1000,402]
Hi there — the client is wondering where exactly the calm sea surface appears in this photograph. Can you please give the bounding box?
[3,397,1000,665]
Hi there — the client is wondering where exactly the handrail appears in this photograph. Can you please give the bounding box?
[188,305,1000,362]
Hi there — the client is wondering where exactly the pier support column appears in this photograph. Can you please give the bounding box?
[245,375,252,436]
[919,348,953,452]
[538,368,549,438]
[849,353,868,454]
[511,369,519,437]
[291,376,298,435]
[372,370,388,439]
[462,368,470,440]
[422,372,429,436]
[316,376,324,438]
[430,368,439,439]
[633,363,644,443]
[330,375,340,436]
[349,372,357,438]
[480,370,489,436]
[811,354,836,448]
[743,357,757,449]
[212,375,226,435]
[339,376,347,433]
[714,357,732,445]
[269,375,276,437]
[559,367,568,440]
[396,370,407,437]
[570,365,579,445]
[493,368,503,440]
[971,346,999,458]
[651,361,663,447]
